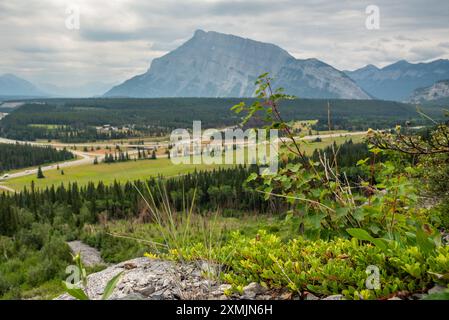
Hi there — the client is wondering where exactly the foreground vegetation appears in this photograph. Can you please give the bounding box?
[0,139,371,299]
[143,75,449,299]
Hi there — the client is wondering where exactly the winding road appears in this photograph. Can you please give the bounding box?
[0,137,105,192]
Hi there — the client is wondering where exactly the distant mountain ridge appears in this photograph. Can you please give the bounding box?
[408,79,449,104]
[0,73,46,97]
[4,31,448,101]
[0,73,118,98]
[345,59,449,101]
[38,81,117,98]
[105,30,371,99]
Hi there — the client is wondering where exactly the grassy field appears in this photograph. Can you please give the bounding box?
[29,124,67,130]
[5,154,82,174]
[1,134,365,191]
[2,158,226,191]
[291,120,350,136]
[299,134,364,153]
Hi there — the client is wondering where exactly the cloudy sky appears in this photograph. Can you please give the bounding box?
[1,0,448,89]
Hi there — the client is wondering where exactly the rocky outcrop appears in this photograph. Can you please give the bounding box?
[408,80,449,103]
[105,30,370,100]
[56,257,292,300]
[56,256,446,300]
[57,257,224,300]
[67,241,105,267]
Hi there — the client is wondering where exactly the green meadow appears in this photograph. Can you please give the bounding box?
[2,134,364,191]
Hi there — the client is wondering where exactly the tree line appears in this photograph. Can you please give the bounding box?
[0,98,440,142]
[0,143,74,173]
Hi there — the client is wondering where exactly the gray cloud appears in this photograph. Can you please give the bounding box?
[409,46,446,61]
[0,0,448,88]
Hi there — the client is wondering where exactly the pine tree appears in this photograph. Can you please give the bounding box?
[37,166,45,179]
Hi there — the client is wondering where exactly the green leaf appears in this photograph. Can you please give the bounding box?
[284,212,294,222]
[246,173,258,182]
[101,271,123,300]
[335,207,350,219]
[263,186,273,195]
[356,158,369,166]
[305,213,326,229]
[370,147,383,155]
[347,228,373,241]
[368,225,381,235]
[371,238,388,251]
[63,282,89,300]
[415,226,435,256]
[346,228,387,251]
[352,208,367,222]
[231,102,245,113]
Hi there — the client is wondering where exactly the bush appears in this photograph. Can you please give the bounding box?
[171,230,449,299]
[0,227,72,298]
[0,274,11,296]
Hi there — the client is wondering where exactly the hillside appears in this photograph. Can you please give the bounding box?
[0,74,46,97]
[408,79,449,104]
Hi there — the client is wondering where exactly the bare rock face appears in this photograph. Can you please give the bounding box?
[105,30,370,100]
[56,257,223,300]
[55,256,291,301]
[242,282,268,299]
[321,294,344,300]
[408,80,449,103]
[67,241,105,267]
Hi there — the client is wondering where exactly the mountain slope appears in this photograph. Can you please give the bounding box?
[408,79,449,104]
[0,74,45,97]
[105,30,370,99]
[345,59,449,101]
[38,81,116,98]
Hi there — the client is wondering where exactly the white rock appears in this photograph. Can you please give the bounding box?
[428,285,447,295]
[243,282,267,296]
[322,294,344,300]
[218,284,232,292]
[305,293,319,300]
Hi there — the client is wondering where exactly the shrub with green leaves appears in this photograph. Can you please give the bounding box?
[166,230,449,299]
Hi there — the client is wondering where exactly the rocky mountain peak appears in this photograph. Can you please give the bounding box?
[105,30,370,99]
